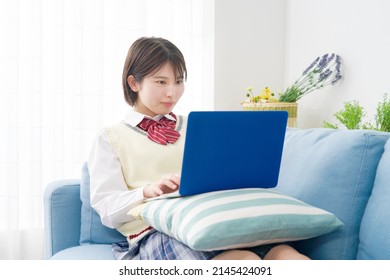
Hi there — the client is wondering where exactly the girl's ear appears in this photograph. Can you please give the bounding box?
[127,75,139,92]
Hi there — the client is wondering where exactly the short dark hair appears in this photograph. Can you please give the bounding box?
[122,37,187,106]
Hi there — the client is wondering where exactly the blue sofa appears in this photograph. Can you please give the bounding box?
[44,128,390,260]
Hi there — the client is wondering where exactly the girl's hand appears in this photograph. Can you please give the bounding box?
[143,174,180,198]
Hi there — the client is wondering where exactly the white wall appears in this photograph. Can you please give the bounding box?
[214,0,287,111]
[215,0,390,128]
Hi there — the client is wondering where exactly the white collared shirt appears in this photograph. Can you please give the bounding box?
[88,110,175,229]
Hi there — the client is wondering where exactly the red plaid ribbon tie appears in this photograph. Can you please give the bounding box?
[138,113,180,145]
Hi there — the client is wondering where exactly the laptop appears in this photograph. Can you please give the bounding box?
[147,110,288,200]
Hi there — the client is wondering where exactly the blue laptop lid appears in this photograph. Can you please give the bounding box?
[179,111,288,196]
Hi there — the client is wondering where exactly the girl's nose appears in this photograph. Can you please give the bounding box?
[166,84,176,97]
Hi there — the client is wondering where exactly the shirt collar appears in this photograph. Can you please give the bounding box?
[122,110,176,127]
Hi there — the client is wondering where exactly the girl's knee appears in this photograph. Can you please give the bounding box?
[264,245,310,260]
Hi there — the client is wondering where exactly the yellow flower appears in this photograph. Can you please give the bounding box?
[262,87,272,98]
[245,87,254,98]
[243,86,278,103]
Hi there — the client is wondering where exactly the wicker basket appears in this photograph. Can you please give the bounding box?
[241,102,298,128]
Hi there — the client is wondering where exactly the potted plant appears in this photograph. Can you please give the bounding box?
[323,93,390,132]
[242,53,343,127]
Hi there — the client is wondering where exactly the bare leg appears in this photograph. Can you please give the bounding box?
[263,245,310,260]
[212,250,261,260]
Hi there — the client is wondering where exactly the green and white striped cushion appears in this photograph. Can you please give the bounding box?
[129,188,343,251]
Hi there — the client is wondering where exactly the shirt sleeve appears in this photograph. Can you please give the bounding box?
[88,130,145,229]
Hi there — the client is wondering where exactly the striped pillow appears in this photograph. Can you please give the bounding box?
[128,188,343,251]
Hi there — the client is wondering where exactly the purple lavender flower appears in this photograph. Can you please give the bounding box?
[317,53,334,72]
[319,69,332,82]
[278,53,343,102]
[303,56,320,75]
[332,73,342,85]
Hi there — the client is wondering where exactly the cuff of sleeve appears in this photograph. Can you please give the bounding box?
[135,185,146,201]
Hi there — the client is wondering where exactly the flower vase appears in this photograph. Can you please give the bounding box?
[241,102,298,128]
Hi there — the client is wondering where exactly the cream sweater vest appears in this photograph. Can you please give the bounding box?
[104,115,187,242]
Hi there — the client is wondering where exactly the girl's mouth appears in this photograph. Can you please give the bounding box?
[162,102,174,108]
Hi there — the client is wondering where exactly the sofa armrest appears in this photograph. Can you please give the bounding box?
[43,179,81,259]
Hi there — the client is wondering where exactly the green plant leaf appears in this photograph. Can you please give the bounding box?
[375,93,390,132]
[334,100,364,130]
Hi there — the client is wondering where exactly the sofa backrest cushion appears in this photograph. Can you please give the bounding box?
[357,138,390,259]
[79,162,126,245]
[275,128,389,259]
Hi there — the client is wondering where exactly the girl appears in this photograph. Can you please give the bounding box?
[88,36,309,260]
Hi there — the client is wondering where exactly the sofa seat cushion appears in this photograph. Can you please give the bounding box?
[50,244,115,260]
[275,128,390,259]
[358,138,390,259]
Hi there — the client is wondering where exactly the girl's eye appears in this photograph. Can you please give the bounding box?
[176,80,183,84]
[157,80,166,85]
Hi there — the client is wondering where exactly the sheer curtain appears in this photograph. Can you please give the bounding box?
[0,0,214,259]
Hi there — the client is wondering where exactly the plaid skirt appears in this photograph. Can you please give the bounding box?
[112,231,221,260]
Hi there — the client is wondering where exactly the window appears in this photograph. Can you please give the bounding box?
[0,0,214,259]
